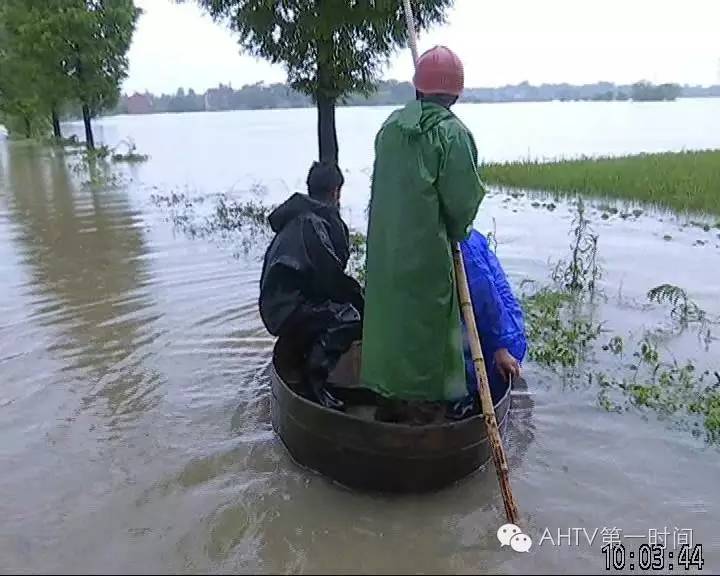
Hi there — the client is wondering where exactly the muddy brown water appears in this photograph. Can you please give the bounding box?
[1,100,719,574]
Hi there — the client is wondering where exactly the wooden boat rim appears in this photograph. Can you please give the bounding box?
[270,357,513,432]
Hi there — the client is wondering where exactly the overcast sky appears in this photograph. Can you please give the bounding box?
[124,0,720,94]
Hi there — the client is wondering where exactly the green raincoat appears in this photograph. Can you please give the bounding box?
[360,100,486,401]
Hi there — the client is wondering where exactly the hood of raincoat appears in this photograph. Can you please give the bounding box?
[268,192,339,233]
[392,100,457,137]
[259,192,362,337]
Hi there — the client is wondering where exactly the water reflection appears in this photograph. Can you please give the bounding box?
[3,143,163,430]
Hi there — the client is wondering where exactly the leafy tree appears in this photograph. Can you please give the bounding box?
[194,0,452,164]
[0,1,53,137]
[16,2,76,139]
[59,0,141,148]
[0,0,140,145]
[0,54,42,138]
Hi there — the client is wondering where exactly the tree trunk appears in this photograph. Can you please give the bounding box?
[317,94,338,164]
[82,103,94,150]
[23,115,31,138]
[51,107,62,140]
[315,10,339,165]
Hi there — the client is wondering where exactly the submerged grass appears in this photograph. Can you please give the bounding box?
[150,193,273,255]
[150,193,369,268]
[482,149,720,215]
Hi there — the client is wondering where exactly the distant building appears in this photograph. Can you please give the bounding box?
[126,93,153,114]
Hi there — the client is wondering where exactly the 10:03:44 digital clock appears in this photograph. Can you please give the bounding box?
[602,543,704,571]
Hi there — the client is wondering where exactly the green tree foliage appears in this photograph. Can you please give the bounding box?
[0,0,140,147]
[194,0,452,163]
[57,0,141,148]
[0,58,46,138]
[0,1,52,137]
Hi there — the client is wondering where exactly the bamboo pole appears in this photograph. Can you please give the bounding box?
[402,0,420,64]
[452,246,520,525]
[401,0,520,526]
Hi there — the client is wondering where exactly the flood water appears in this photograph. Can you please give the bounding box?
[1,99,719,574]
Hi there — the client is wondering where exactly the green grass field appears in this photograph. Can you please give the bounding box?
[482,149,720,216]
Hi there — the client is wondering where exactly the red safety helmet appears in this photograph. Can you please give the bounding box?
[413,45,464,97]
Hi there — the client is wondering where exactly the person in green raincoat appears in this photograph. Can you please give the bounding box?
[361,45,486,404]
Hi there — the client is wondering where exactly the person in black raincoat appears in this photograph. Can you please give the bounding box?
[259,161,364,410]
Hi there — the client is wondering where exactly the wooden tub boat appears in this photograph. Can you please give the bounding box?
[270,340,514,493]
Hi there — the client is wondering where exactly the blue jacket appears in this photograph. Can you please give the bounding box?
[459,230,527,403]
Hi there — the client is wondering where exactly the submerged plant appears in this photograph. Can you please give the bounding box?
[647,284,707,326]
[176,195,274,251]
[212,196,273,233]
[111,139,149,163]
[152,193,369,265]
[44,134,82,148]
[604,335,624,356]
[486,217,498,254]
[647,283,716,345]
[66,147,124,191]
[521,287,602,371]
[594,335,720,441]
[87,145,111,161]
[521,199,605,372]
[348,231,367,285]
[519,201,719,442]
[551,198,601,295]
[689,385,720,442]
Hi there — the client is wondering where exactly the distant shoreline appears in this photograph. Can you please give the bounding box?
[98,94,720,119]
[108,80,720,117]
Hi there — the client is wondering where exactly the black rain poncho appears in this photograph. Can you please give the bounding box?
[259,193,364,335]
[259,193,364,407]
